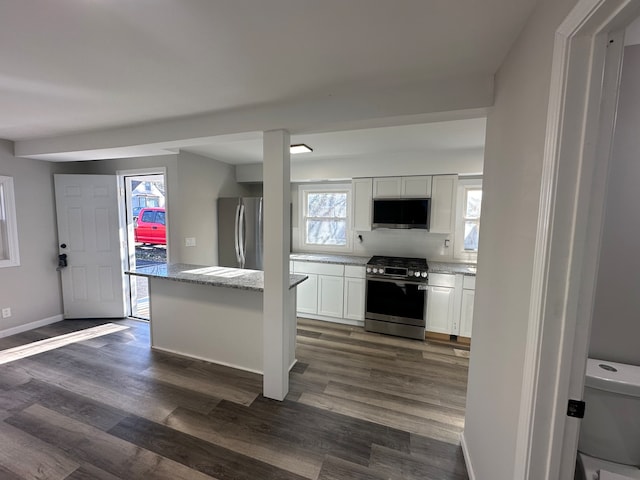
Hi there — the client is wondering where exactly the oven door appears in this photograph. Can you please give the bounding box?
[365,276,427,327]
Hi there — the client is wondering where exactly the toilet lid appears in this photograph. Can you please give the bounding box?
[600,469,640,480]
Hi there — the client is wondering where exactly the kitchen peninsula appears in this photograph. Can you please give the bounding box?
[127,263,307,375]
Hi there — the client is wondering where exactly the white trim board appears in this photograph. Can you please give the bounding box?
[0,315,63,338]
[0,322,129,365]
[461,432,476,480]
[514,1,640,479]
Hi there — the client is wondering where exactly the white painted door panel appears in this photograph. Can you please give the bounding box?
[318,275,344,318]
[402,176,432,197]
[343,277,365,320]
[373,177,402,198]
[55,174,125,318]
[352,178,373,231]
[296,273,318,315]
[460,289,475,338]
[426,285,455,334]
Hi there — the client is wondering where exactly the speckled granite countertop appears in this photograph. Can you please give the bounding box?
[428,261,477,276]
[290,253,370,266]
[126,263,307,291]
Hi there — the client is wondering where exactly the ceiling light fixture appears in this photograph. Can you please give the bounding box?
[290,144,313,154]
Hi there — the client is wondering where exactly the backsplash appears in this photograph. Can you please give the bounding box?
[292,227,456,261]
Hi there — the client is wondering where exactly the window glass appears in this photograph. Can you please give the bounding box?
[156,210,166,225]
[0,183,8,259]
[0,176,20,267]
[302,189,349,248]
[141,210,155,222]
[455,179,482,260]
[463,188,482,252]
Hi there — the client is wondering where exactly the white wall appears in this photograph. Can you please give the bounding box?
[589,44,640,366]
[462,0,579,479]
[0,140,63,333]
[236,147,484,183]
[62,151,249,265]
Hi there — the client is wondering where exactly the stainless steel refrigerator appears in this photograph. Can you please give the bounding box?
[217,197,263,270]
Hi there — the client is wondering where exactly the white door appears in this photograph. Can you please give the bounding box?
[296,273,318,315]
[343,277,365,321]
[55,174,126,318]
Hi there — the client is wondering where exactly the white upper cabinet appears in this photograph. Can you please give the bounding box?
[401,175,432,197]
[352,178,373,231]
[430,174,458,233]
[373,177,402,198]
[372,176,432,198]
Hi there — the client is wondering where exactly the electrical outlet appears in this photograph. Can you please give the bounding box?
[1,307,11,318]
[185,237,196,247]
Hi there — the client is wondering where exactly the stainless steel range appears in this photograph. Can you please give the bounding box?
[364,255,429,340]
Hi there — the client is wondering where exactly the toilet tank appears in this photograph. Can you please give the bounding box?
[578,358,640,466]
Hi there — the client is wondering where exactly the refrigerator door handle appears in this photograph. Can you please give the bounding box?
[239,204,246,268]
[257,198,263,269]
[234,203,241,265]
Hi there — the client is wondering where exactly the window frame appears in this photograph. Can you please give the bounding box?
[298,184,352,253]
[454,178,482,262]
[0,176,20,268]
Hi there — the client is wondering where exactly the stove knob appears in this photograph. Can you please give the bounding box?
[414,271,420,277]
[421,271,428,278]
[408,270,413,276]
[366,267,372,273]
[373,268,379,274]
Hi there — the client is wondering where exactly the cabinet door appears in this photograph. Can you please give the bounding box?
[402,176,432,197]
[430,174,458,233]
[426,285,456,334]
[373,177,402,198]
[459,289,475,338]
[352,178,373,231]
[343,277,365,321]
[318,275,345,318]
[296,273,318,315]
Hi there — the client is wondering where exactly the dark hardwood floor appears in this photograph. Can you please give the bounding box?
[0,317,469,479]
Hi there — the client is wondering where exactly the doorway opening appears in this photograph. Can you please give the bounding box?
[122,172,167,320]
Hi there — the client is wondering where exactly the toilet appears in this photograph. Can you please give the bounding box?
[576,358,640,480]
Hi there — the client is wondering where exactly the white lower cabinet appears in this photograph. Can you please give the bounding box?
[426,285,456,334]
[293,261,365,324]
[459,289,475,338]
[296,273,318,315]
[426,272,475,338]
[344,277,365,321]
[318,275,344,318]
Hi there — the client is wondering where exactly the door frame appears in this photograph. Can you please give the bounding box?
[515,0,640,478]
[117,167,168,317]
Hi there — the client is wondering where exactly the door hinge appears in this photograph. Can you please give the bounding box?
[567,399,586,418]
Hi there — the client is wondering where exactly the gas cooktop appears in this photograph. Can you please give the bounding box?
[366,255,429,280]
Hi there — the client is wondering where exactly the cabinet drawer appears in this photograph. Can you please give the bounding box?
[428,273,456,288]
[293,261,344,276]
[463,275,476,290]
[344,265,366,278]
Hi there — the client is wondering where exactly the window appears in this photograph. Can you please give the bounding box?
[455,178,482,260]
[300,185,351,251]
[0,176,20,268]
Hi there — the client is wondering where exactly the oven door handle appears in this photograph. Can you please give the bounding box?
[366,276,428,287]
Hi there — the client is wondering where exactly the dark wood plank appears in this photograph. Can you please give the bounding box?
[165,406,323,479]
[210,396,411,466]
[5,403,214,480]
[369,443,469,480]
[109,414,309,480]
[317,455,390,480]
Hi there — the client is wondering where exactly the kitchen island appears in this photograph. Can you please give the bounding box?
[126,263,307,375]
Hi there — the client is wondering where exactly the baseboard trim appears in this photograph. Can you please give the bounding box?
[150,346,263,375]
[461,431,476,480]
[0,314,63,339]
[297,313,364,327]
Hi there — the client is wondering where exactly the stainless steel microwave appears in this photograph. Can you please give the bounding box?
[372,198,431,230]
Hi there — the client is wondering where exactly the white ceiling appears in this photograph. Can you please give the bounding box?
[183,118,487,165]
[0,0,538,151]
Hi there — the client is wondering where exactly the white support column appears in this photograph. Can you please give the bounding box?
[262,129,291,400]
